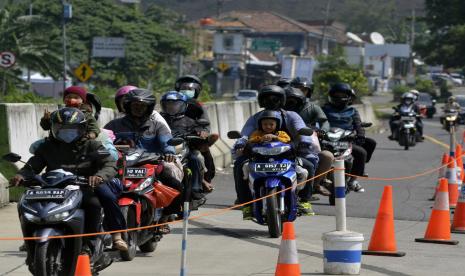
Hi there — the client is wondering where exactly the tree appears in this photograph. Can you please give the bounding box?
[415,0,465,67]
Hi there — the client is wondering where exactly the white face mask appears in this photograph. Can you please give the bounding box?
[180,90,195,99]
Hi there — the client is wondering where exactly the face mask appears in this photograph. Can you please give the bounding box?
[65,98,82,108]
[55,129,81,143]
[180,90,196,99]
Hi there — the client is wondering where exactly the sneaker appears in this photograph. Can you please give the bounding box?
[298,201,315,216]
[113,239,128,251]
[388,135,395,140]
[348,180,365,193]
[242,206,253,220]
[19,243,26,252]
[314,184,331,196]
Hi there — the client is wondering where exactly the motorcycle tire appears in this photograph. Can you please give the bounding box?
[120,206,138,261]
[404,133,410,150]
[266,188,282,238]
[139,238,157,253]
[34,239,65,276]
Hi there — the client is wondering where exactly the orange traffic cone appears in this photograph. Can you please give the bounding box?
[455,145,463,187]
[415,178,459,245]
[74,254,92,276]
[275,222,300,276]
[452,185,465,234]
[446,157,459,208]
[362,186,405,257]
[431,154,450,201]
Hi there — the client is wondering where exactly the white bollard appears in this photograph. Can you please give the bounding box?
[180,202,189,276]
[322,159,364,275]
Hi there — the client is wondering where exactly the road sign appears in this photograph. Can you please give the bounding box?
[251,39,281,52]
[281,56,315,80]
[74,63,94,82]
[0,51,16,68]
[92,37,125,58]
[218,62,229,72]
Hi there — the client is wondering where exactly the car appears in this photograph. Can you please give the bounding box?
[234,89,258,101]
[455,95,465,123]
[416,92,436,118]
[449,73,464,86]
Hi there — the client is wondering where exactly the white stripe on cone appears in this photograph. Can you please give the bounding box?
[434,191,450,211]
[277,240,299,264]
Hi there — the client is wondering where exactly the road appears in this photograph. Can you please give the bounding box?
[2,105,465,275]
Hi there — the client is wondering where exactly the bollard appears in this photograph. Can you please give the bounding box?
[322,159,364,275]
[180,202,189,276]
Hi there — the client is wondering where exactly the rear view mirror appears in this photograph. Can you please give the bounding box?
[227,131,242,139]
[196,119,210,127]
[2,152,22,163]
[168,137,184,146]
[361,122,373,128]
[297,127,314,136]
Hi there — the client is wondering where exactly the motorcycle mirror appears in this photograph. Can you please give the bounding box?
[392,106,397,111]
[297,127,314,136]
[361,122,373,128]
[432,99,437,105]
[196,119,210,127]
[2,152,22,163]
[168,137,184,146]
[227,131,242,139]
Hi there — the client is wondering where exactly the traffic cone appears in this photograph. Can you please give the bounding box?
[431,154,450,201]
[445,157,459,208]
[275,222,300,276]
[415,178,459,245]
[455,145,463,188]
[362,186,405,257]
[74,254,92,276]
[452,185,465,234]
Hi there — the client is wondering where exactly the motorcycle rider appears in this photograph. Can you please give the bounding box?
[290,76,314,99]
[234,85,319,218]
[174,75,217,188]
[160,91,213,198]
[10,107,128,252]
[389,92,424,141]
[104,89,183,221]
[445,96,461,111]
[322,83,374,193]
[283,86,333,198]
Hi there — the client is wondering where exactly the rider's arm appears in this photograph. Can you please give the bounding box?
[312,105,330,131]
[152,110,171,132]
[155,121,175,154]
[353,109,365,137]
[90,141,117,181]
[17,151,47,179]
[248,131,263,143]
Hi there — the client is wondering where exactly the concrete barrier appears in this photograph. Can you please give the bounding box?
[0,173,8,206]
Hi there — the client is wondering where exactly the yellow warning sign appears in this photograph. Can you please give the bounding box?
[217,62,229,72]
[74,63,94,82]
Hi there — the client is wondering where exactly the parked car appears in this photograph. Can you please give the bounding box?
[416,92,436,118]
[455,95,465,123]
[234,89,258,101]
[449,73,464,86]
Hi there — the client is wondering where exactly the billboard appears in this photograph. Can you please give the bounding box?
[281,56,315,80]
[92,37,126,58]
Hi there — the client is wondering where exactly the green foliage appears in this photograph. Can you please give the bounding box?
[439,81,452,100]
[414,78,436,96]
[392,84,410,101]
[314,50,369,102]
[0,88,58,104]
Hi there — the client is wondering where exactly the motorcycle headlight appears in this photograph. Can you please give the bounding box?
[134,177,153,192]
[47,211,70,222]
[252,145,291,156]
[23,212,41,223]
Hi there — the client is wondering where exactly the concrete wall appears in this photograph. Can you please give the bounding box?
[0,173,8,206]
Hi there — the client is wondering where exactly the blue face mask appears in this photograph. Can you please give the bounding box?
[180,90,195,99]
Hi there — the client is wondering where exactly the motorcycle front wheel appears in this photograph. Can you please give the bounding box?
[266,188,282,238]
[34,239,65,276]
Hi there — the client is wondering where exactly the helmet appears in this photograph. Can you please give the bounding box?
[258,85,286,110]
[276,78,292,88]
[448,96,456,103]
[401,92,415,105]
[290,77,314,98]
[160,91,188,117]
[284,86,306,112]
[123,89,156,118]
[50,107,87,143]
[257,110,282,131]
[328,83,354,108]
[409,89,420,100]
[115,85,138,112]
[175,75,202,99]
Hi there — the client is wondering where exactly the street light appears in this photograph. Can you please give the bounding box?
[62,1,72,91]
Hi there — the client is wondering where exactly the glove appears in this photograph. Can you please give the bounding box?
[356,135,365,145]
[164,154,176,163]
[315,128,326,138]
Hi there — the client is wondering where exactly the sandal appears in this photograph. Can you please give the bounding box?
[202,180,214,193]
[113,239,128,251]
[159,225,171,235]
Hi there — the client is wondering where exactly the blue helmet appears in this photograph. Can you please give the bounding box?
[160,91,188,117]
[257,110,282,131]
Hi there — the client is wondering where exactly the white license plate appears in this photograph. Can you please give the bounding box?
[25,189,67,200]
[254,163,288,172]
[125,168,147,178]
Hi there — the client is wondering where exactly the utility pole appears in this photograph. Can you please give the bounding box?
[177,15,186,78]
[62,1,68,92]
[321,0,332,55]
[408,8,416,82]
[27,1,33,83]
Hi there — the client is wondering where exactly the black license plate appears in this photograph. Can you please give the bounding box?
[254,163,288,172]
[125,168,147,178]
[25,189,67,200]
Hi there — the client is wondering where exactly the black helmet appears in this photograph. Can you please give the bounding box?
[276,78,292,88]
[257,110,282,131]
[290,77,314,98]
[328,83,354,109]
[284,86,306,112]
[160,91,188,117]
[123,89,156,118]
[258,85,286,110]
[174,74,202,99]
[50,107,87,143]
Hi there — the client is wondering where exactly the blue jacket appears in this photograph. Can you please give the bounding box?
[322,104,364,136]
[240,109,318,163]
[104,115,174,155]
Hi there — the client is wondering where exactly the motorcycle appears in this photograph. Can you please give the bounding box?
[392,106,420,150]
[115,146,180,261]
[440,108,459,133]
[319,123,372,205]
[228,128,313,238]
[2,152,112,276]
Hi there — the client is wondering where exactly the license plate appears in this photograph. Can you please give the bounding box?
[125,168,147,178]
[254,163,288,172]
[401,116,414,121]
[24,189,67,200]
[329,141,349,149]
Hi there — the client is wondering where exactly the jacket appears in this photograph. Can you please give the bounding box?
[322,104,364,136]
[185,100,210,132]
[161,114,204,138]
[104,115,174,154]
[299,99,330,131]
[18,138,117,181]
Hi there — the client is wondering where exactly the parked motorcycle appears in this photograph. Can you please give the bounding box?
[115,146,180,261]
[319,123,372,205]
[2,152,112,276]
[228,128,313,238]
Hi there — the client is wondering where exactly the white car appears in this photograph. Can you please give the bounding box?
[234,89,258,101]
